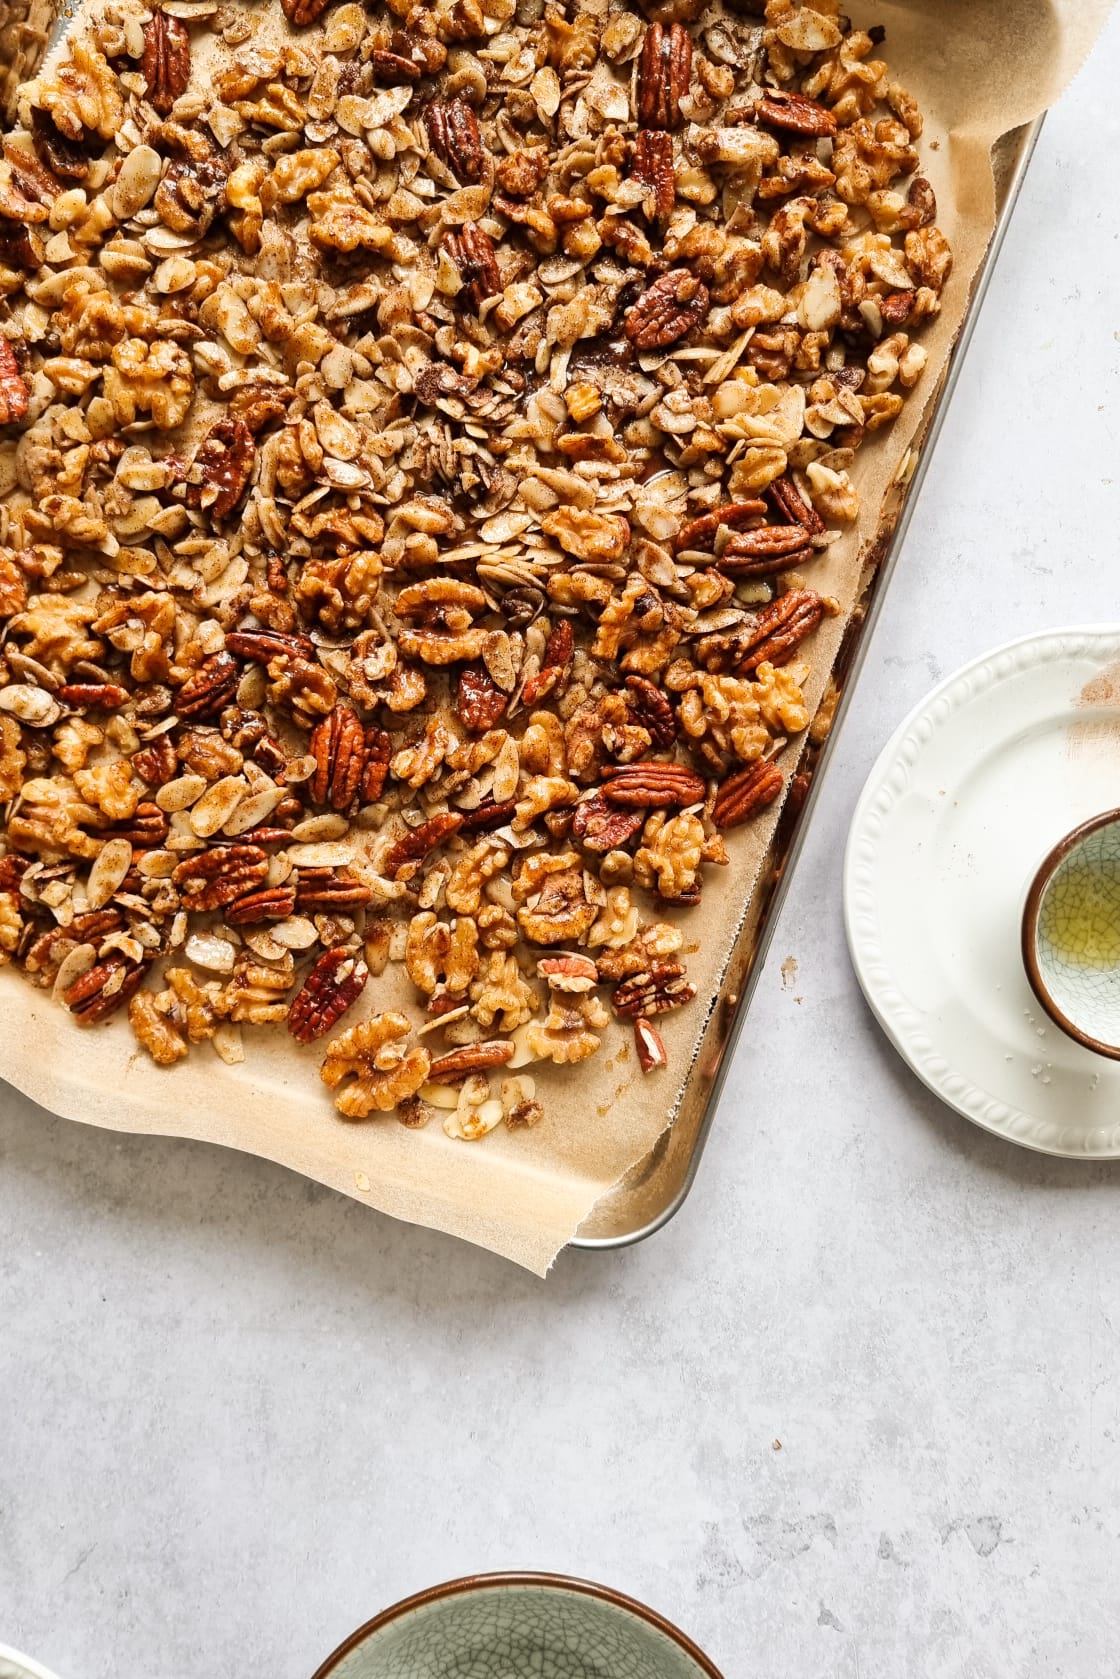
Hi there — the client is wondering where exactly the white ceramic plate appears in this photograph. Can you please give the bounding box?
[0,1644,63,1679]
[844,626,1120,1157]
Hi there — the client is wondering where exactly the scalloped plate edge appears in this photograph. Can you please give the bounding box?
[843,624,1120,1159]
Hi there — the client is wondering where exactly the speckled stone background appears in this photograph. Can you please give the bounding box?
[3,19,1120,1679]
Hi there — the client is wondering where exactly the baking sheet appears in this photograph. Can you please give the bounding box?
[0,0,1111,1275]
[576,117,1045,1249]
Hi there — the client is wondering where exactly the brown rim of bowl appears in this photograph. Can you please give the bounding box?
[308,1572,727,1679]
[1021,806,1120,1061]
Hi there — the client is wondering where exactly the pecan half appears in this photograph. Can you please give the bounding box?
[280,0,330,25]
[735,590,826,675]
[64,955,147,1024]
[362,727,391,802]
[458,799,517,833]
[716,529,815,577]
[768,475,824,536]
[141,11,191,115]
[637,21,692,130]
[521,618,574,705]
[98,801,169,848]
[456,663,509,733]
[601,762,705,807]
[287,946,369,1044]
[571,791,644,853]
[634,1016,667,1073]
[369,46,420,80]
[754,89,837,138]
[176,653,239,719]
[443,227,500,312]
[675,500,767,553]
[238,826,293,847]
[185,419,255,520]
[632,129,675,222]
[59,683,129,709]
[72,909,124,945]
[172,843,269,910]
[226,627,315,664]
[624,676,677,750]
[0,341,29,428]
[294,867,373,911]
[712,760,784,830]
[309,703,379,812]
[382,812,463,879]
[427,1040,515,1080]
[425,99,483,183]
[624,269,708,350]
[545,619,575,673]
[223,885,297,924]
[612,961,696,1018]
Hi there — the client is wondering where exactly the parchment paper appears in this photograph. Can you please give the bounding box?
[0,0,1111,1275]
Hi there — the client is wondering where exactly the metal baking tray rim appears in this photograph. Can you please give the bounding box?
[572,117,1045,1253]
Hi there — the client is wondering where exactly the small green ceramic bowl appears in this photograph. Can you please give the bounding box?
[310,1573,725,1679]
[1022,808,1120,1058]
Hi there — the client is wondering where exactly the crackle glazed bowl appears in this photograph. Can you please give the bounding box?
[1022,809,1120,1058]
[0,1645,64,1679]
[309,1573,725,1679]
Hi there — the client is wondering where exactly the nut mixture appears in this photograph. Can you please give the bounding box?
[0,0,949,1135]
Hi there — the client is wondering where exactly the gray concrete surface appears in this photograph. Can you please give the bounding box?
[3,16,1120,1677]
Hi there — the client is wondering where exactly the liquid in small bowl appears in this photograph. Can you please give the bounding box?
[1022,809,1120,1058]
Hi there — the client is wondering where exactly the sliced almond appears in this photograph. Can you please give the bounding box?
[419,1081,462,1110]
[0,685,60,726]
[244,929,288,962]
[211,1023,245,1064]
[224,786,284,835]
[268,916,319,951]
[286,843,353,867]
[156,774,208,813]
[111,145,163,221]
[136,849,178,879]
[189,775,248,838]
[184,931,238,973]
[86,837,134,909]
[290,814,349,843]
[51,944,96,1004]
